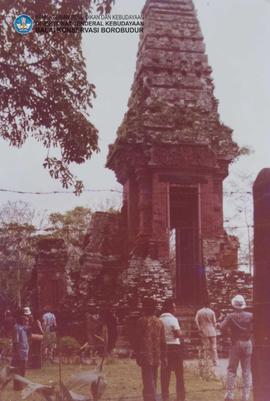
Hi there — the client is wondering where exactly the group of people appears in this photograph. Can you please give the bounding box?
[8,305,57,390]
[135,298,185,401]
[2,296,253,400]
[135,295,253,401]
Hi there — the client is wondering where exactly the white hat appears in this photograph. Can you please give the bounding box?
[231,295,246,310]
[23,306,32,316]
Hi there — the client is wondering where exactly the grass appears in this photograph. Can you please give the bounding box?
[0,358,253,401]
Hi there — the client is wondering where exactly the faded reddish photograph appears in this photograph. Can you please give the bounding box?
[0,1,269,400]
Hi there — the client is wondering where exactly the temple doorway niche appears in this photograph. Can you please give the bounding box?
[170,186,202,305]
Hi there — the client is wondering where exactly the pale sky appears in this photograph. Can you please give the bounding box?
[1,0,269,221]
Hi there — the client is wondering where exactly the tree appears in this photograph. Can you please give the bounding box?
[46,206,92,275]
[0,0,114,194]
[224,171,254,273]
[0,201,38,306]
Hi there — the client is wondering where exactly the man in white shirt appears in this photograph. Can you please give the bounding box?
[195,302,218,366]
[160,299,185,401]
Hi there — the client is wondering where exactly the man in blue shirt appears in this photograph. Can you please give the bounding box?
[12,309,29,390]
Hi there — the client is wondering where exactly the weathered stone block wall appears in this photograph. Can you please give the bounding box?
[80,211,126,274]
[120,256,173,309]
[203,235,239,268]
[35,237,68,312]
[115,264,253,357]
[152,174,170,259]
[74,211,127,307]
[206,266,253,316]
[82,211,125,258]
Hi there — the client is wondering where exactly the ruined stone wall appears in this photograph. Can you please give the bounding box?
[121,256,173,309]
[116,264,253,356]
[203,235,239,268]
[35,237,68,312]
[77,211,127,306]
[80,211,126,272]
[206,267,253,316]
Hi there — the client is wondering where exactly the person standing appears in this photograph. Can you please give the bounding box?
[195,301,218,366]
[94,312,109,357]
[42,305,57,332]
[28,311,44,369]
[220,295,253,401]
[135,298,167,401]
[100,309,118,354]
[42,305,57,361]
[85,312,99,359]
[12,309,29,390]
[160,299,185,401]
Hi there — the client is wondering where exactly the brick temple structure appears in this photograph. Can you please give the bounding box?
[106,0,240,306]
[33,0,253,355]
[34,0,245,315]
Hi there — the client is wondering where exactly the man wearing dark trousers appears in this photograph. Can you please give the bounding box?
[160,299,185,401]
[135,298,167,401]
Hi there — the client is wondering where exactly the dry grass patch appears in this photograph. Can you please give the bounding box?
[0,359,253,401]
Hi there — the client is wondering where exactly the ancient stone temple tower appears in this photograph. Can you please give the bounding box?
[107,0,239,305]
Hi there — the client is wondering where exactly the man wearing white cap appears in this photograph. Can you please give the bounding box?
[220,295,253,401]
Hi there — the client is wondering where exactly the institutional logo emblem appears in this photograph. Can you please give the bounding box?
[14,14,33,34]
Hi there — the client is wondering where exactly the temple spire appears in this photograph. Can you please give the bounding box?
[106,0,239,270]
[107,0,238,173]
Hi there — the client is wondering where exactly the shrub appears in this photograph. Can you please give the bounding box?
[0,337,12,359]
[58,336,80,357]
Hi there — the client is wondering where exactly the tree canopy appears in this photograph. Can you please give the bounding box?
[47,206,92,268]
[0,201,38,307]
[0,0,114,194]
[0,202,93,308]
